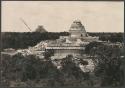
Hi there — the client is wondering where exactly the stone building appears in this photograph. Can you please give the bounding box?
[44,20,99,59]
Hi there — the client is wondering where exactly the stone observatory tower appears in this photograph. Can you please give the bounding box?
[69,20,88,38]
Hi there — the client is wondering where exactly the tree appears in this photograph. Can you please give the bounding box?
[85,41,103,55]
[1,32,69,50]
[60,55,85,80]
[44,49,54,60]
[90,44,123,86]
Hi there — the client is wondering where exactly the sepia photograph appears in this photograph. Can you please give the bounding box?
[1,1,124,87]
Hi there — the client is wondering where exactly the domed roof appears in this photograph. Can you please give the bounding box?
[73,20,81,23]
[70,20,85,31]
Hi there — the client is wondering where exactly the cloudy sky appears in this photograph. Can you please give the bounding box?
[2,1,124,32]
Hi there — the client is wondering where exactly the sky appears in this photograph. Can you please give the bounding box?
[2,1,124,32]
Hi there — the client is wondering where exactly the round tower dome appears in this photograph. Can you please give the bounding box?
[69,20,87,38]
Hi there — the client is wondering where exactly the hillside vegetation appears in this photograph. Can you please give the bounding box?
[2,32,123,50]
[1,42,124,87]
[1,32,69,50]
